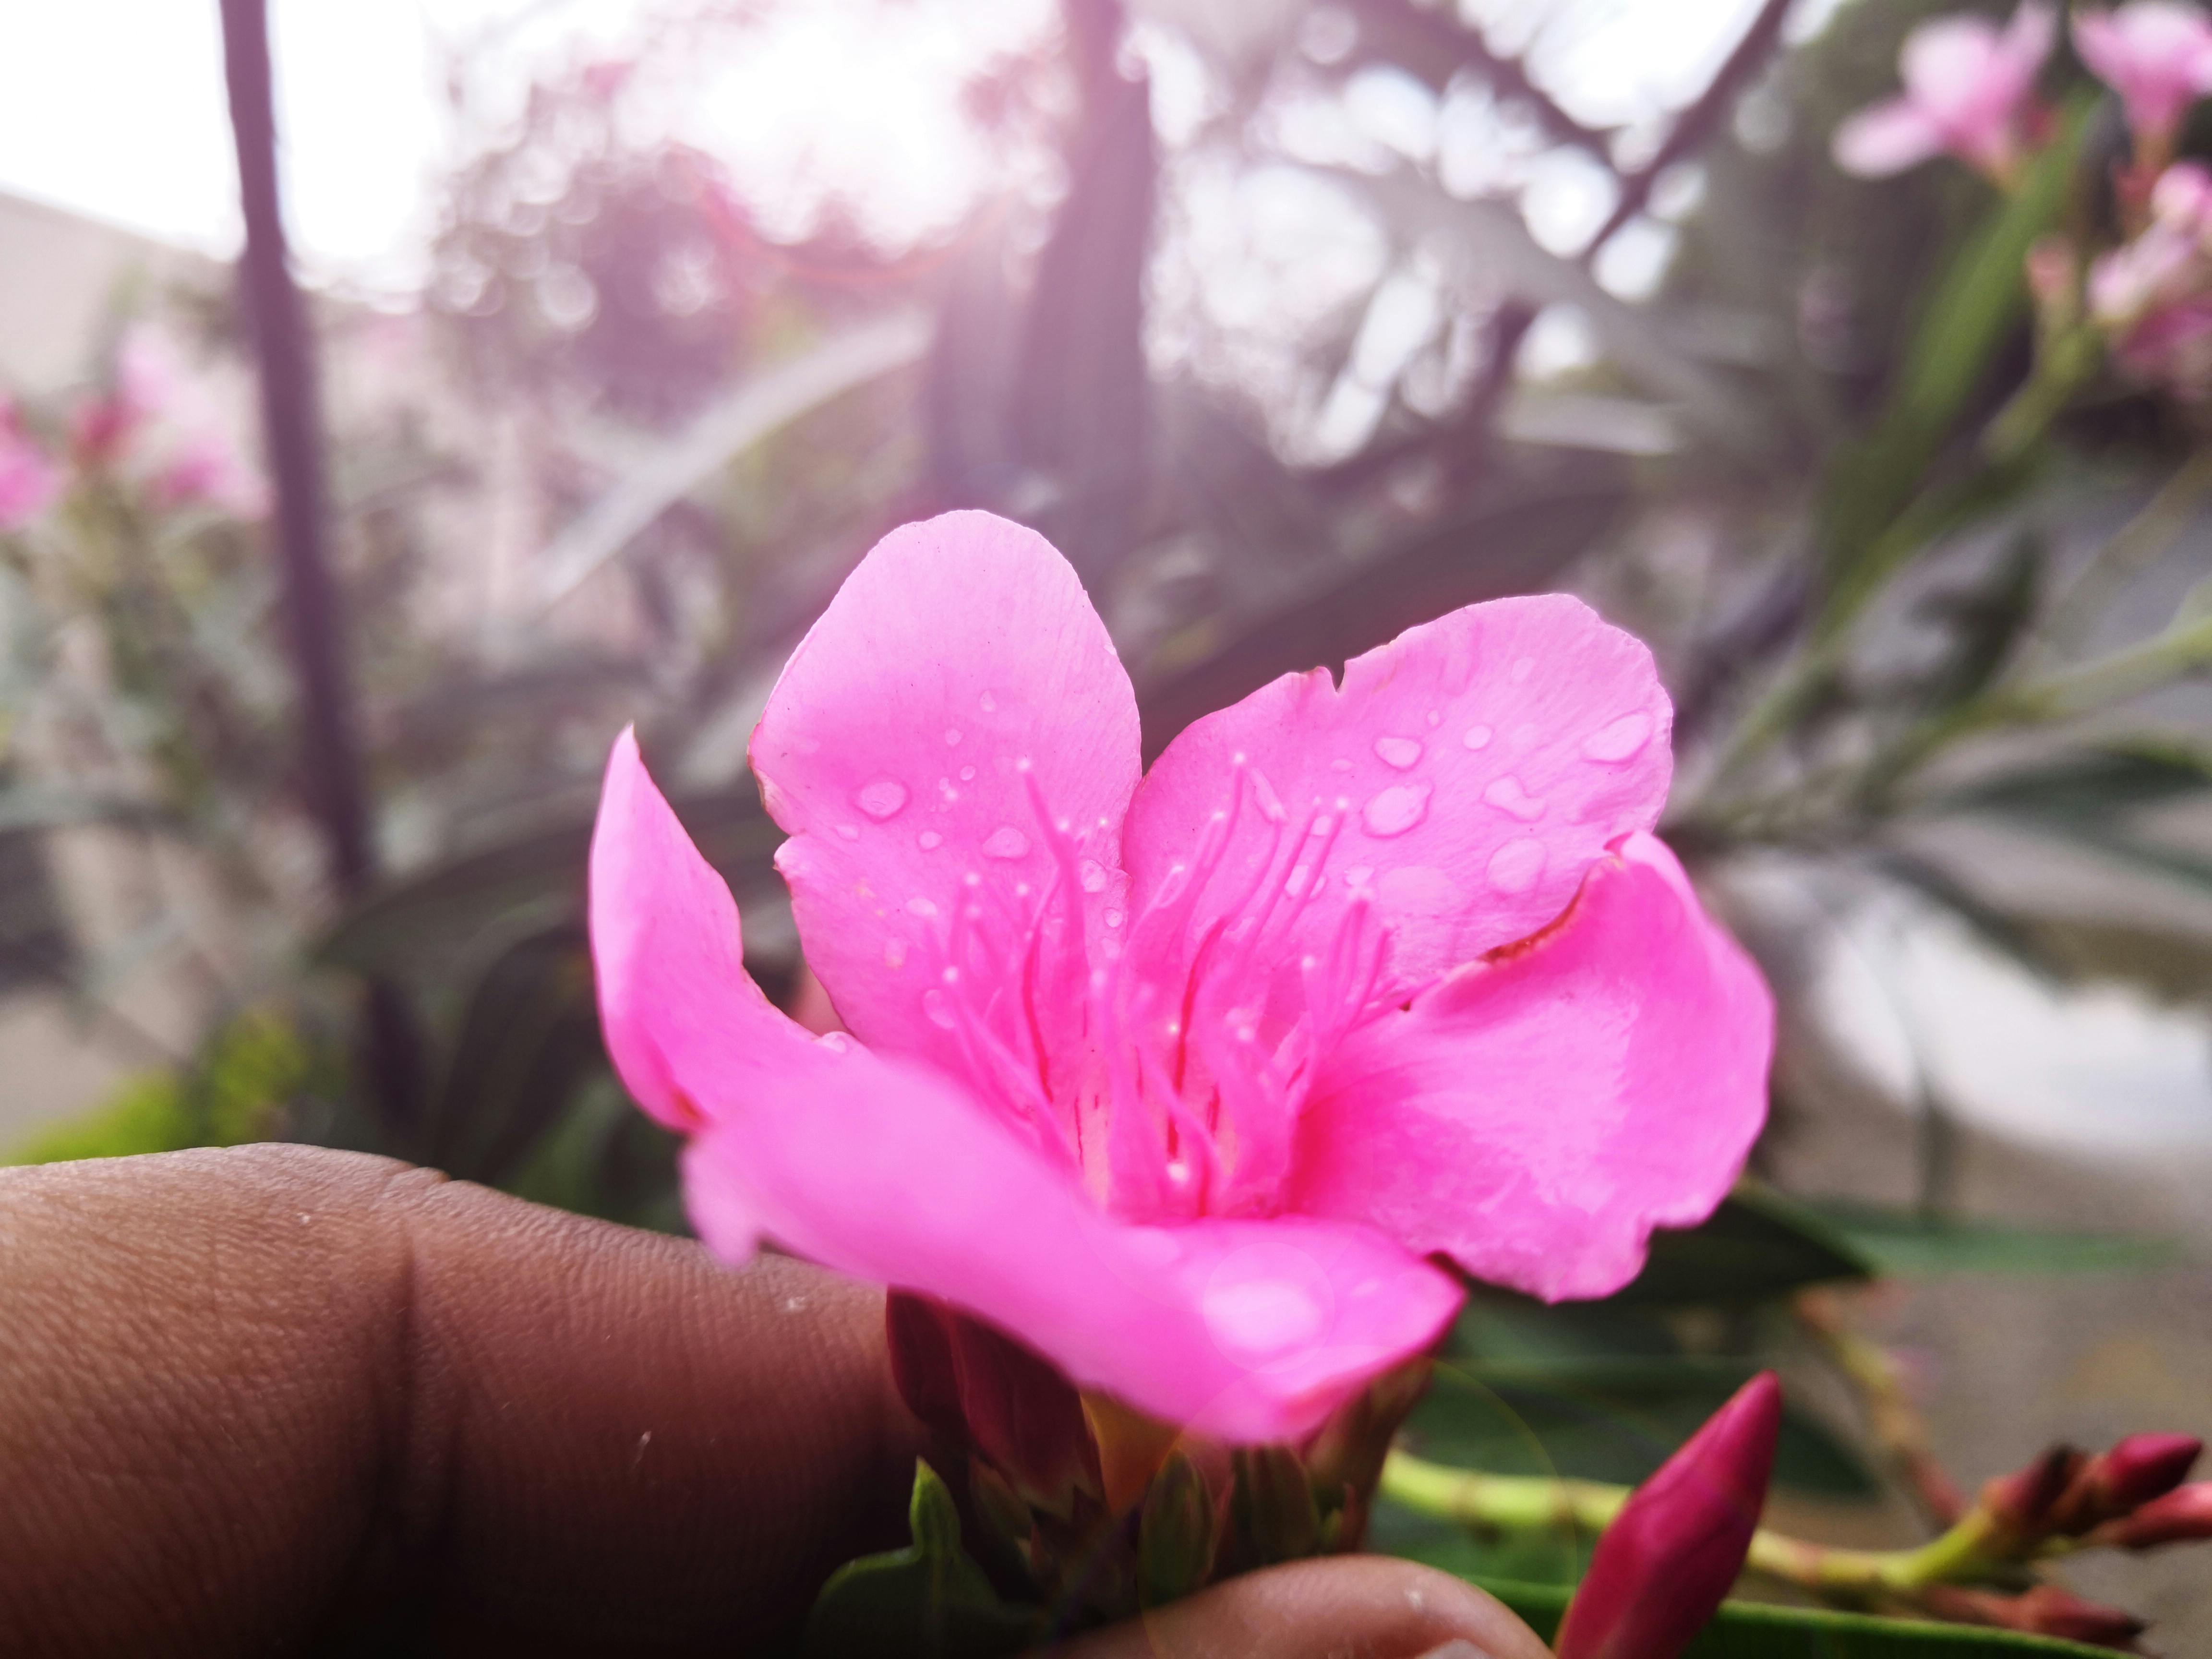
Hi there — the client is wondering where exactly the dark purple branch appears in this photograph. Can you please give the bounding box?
[217,0,374,899]
[1581,0,1794,262]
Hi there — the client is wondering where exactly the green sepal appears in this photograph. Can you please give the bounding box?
[1230,1444,1320,1565]
[805,1460,1045,1659]
[1137,1450,1217,1608]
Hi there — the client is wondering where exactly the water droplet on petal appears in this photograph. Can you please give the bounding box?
[918,830,943,850]
[1462,724,1493,750]
[817,1030,854,1054]
[1374,735,1423,769]
[983,826,1030,859]
[1285,862,1313,896]
[944,728,962,746]
[922,988,957,1029]
[1079,858,1109,893]
[1583,710,1654,763]
[979,690,998,713]
[1361,783,1431,838]
[1425,709,1442,727]
[906,896,939,918]
[1481,775,1547,822]
[883,938,908,969]
[834,823,861,841]
[1252,769,1288,824]
[1344,865,1375,888]
[959,765,976,782]
[938,778,959,803]
[1487,837,1547,893]
[1104,909,1124,928]
[855,778,907,819]
[1510,656,1535,683]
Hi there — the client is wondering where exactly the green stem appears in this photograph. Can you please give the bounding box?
[1381,1451,2026,1612]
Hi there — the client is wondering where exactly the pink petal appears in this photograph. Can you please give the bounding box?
[1122,594,1671,1009]
[1899,15,2005,116]
[1287,833,1771,1303]
[596,723,1462,1441]
[589,726,799,1133]
[750,511,1141,1078]
[1831,98,1949,177]
[2076,4,2212,138]
[688,1079,1462,1441]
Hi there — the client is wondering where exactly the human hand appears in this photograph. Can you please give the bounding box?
[0,1144,1549,1658]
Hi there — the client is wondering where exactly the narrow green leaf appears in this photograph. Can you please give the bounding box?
[1620,1183,1874,1304]
[1469,1576,2128,1656]
[1807,1203,2175,1278]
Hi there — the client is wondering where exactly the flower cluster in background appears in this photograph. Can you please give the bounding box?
[0,324,268,536]
[1836,0,2212,402]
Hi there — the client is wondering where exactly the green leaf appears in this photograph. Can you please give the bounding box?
[1807,1203,2175,1278]
[805,1461,1043,1659]
[1816,99,2092,634]
[1932,743,2212,827]
[1469,1576,2127,1657]
[1619,1182,1874,1305]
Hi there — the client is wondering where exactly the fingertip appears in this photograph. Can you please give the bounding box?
[1043,1557,1554,1659]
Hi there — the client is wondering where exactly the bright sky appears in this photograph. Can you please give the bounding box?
[0,0,1808,297]
[0,0,1053,292]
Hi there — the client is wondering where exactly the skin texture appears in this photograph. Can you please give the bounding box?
[0,1143,1547,1659]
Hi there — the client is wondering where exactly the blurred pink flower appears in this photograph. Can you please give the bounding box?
[0,398,60,530]
[2092,161,2212,391]
[69,325,268,518]
[151,430,271,518]
[1832,3,2055,181]
[589,512,1772,1442]
[1553,1372,1782,1659]
[2074,3,2212,147]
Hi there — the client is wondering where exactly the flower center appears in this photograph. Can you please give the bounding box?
[910,756,1392,1222]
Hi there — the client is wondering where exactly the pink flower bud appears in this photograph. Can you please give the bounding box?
[1982,1444,2085,1538]
[2090,1433,2201,1515]
[1833,4,2055,182]
[2092,1480,2212,1548]
[1553,1372,1781,1659]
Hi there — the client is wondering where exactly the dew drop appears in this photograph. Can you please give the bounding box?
[944,728,962,746]
[834,823,861,841]
[906,896,940,918]
[1487,837,1547,893]
[1510,656,1535,683]
[1104,909,1124,928]
[983,826,1031,860]
[1374,735,1423,770]
[1285,863,1313,896]
[1462,724,1493,751]
[883,938,908,970]
[1425,709,1442,727]
[938,777,960,803]
[1079,858,1109,893]
[918,830,943,850]
[855,778,908,819]
[1361,783,1431,838]
[817,1031,854,1054]
[1583,710,1654,763]
[1481,775,1547,822]
[1344,865,1375,888]
[979,690,998,713]
[958,765,976,782]
[922,988,957,1029]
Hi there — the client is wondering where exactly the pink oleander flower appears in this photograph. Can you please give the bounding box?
[589,511,1772,1443]
[1832,3,2055,181]
[70,325,269,518]
[0,397,60,531]
[2074,3,2212,148]
[2092,161,2212,393]
[1553,1372,1782,1659]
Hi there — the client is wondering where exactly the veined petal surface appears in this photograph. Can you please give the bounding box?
[1287,834,1771,1302]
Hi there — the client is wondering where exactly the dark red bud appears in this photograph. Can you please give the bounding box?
[2091,1480,2212,1549]
[1552,1372,1782,1659]
[2093,1434,2201,1513]
[1984,1445,2086,1538]
[884,1291,1098,1518]
[1923,1583,2144,1644]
